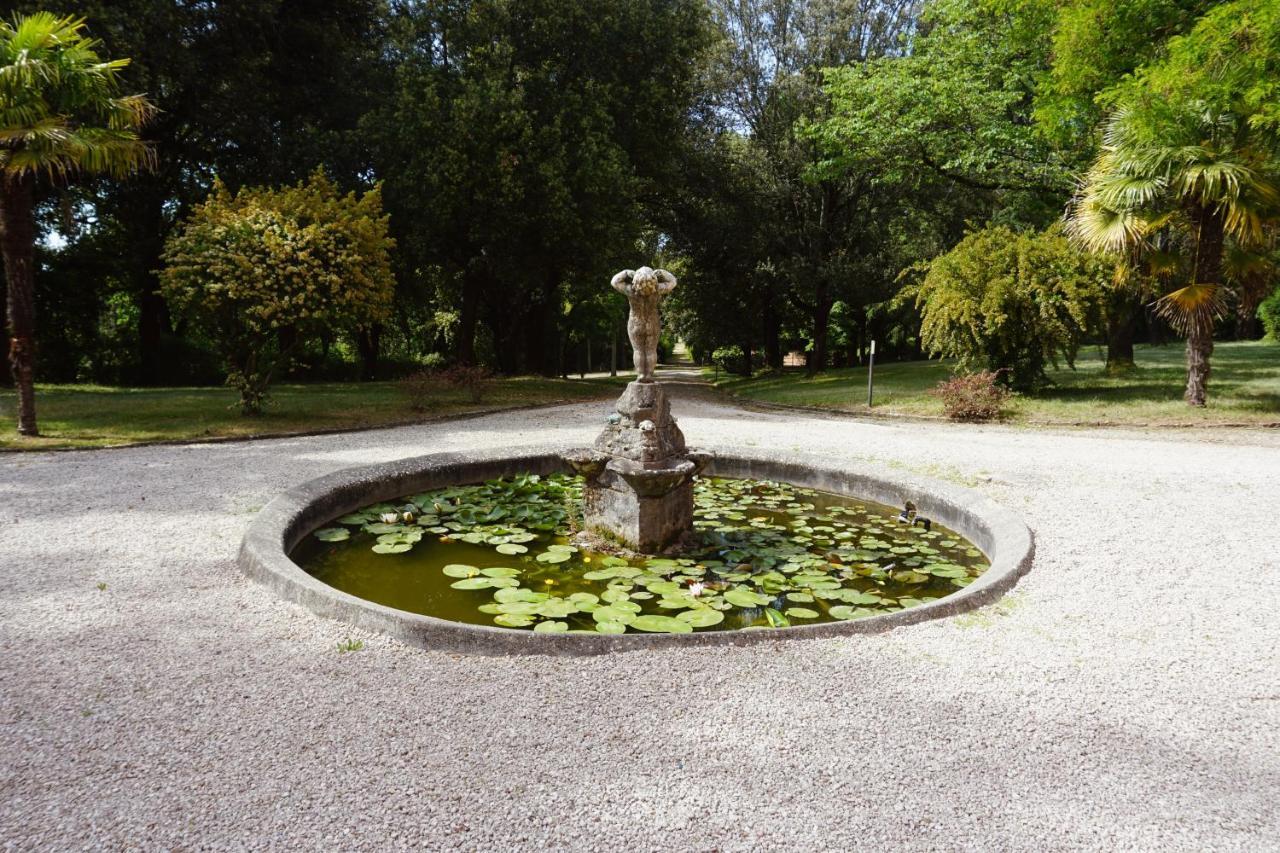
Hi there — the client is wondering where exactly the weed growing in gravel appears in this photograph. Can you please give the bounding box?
[96,582,107,591]
[336,638,364,653]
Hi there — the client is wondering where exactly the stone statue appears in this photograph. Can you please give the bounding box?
[611,266,676,382]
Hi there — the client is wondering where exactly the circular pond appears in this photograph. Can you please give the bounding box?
[238,446,1034,654]
[290,474,990,635]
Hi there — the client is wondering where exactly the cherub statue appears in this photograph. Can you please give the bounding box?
[611,266,677,382]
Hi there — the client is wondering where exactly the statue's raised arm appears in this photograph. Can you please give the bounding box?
[656,269,677,295]
[611,269,635,295]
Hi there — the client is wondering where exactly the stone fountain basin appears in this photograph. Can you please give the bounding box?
[238,445,1034,656]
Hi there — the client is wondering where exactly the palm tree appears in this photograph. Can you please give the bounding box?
[1,13,154,436]
[1067,105,1280,406]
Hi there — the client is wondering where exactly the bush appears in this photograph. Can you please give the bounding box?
[912,226,1109,391]
[1260,287,1280,341]
[930,371,1013,422]
[401,363,492,411]
[160,171,395,414]
[711,345,750,376]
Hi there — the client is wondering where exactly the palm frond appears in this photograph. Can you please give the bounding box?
[1152,283,1227,336]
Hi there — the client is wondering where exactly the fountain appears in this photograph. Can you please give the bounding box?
[565,266,705,552]
[239,265,1034,653]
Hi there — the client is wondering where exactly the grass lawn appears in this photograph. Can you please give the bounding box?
[0,375,620,450]
[712,340,1280,427]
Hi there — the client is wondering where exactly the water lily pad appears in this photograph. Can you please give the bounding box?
[314,527,350,542]
[785,592,814,603]
[493,613,534,628]
[724,588,770,608]
[496,601,542,616]
[764,607,790,627]
[371,542,412,554]
[536,550,572,564]
[481,567,521,578]
[442,564,480,578]
[828,605,877,620]
[495,587,544,603]
[592,605,636,625]
[537,599,579,618]
[595,621,627,635]
[451,577,497,590]
[785,607,820,619]
[676,608,724,628]
[891,570,930,584]
[533,620,569,634]
[495,543,528,555]
[629,615,693,634]
[568,592,599,605]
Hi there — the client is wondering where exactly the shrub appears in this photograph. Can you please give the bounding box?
[911,226,1109,391]
[401,363,492,411]
[930,371,1013,422]
[438,364,492,403]
[1260,286,1280,341]
[160,171,395,414]
[711,345,750,376]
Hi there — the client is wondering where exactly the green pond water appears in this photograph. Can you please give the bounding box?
[290,473,990,634]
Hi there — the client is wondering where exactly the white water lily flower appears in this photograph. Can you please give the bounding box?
[688,581,706,597]
[401,511,415,523]
[379,512,399,524]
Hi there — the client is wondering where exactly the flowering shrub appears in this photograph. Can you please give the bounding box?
[160,171,395,413]
[930,370,1012,422]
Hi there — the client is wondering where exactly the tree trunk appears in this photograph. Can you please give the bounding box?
[763,302,782,370]
[138,289,171,384]
[0,173,38,435]
[807,297,833,377]
[357,324,381,381]
[1105,300,1137,372]
[610,317,618,377]
[1185,206,1225,406]
[456,267,482,365]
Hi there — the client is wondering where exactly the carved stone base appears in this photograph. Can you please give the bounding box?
[582,459,694,553]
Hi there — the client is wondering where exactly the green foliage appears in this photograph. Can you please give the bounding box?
[1260,287,1280,341]
[336,638,364,653]
[0,12,155,179]
[1035,0,1214,147]
[160,172,395,413]
[913,226,1110,390]
[711,345,750,376]
[815,0,1071,208]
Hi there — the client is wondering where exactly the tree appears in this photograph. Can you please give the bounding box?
[371,0,709,374]
[1066,0,1280,405]
[159,173,395,413]
[0,12,153,436]
[910,226,1110,391]
[681,0,921,375]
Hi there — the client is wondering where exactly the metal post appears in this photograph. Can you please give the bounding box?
[866,339,876,407]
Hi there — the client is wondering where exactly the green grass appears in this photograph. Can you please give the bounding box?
[0,376,619,450]
[713,340,1280,427]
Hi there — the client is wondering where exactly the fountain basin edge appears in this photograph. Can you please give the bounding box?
[237,445,1034,656]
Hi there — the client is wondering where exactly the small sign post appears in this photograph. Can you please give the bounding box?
[866,339,876,408]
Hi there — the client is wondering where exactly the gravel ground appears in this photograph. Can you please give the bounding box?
[2,372,1278,851]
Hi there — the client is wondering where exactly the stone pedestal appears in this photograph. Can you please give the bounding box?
[565,379,703,553]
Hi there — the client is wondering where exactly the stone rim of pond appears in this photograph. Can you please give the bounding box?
[238,445,1034,656]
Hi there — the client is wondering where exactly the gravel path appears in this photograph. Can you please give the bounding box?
[2,373,1278,850]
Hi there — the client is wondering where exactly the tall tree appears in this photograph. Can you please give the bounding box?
[0,13,154,436]
[373,0,710,373]
[1067,0,1280,405]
